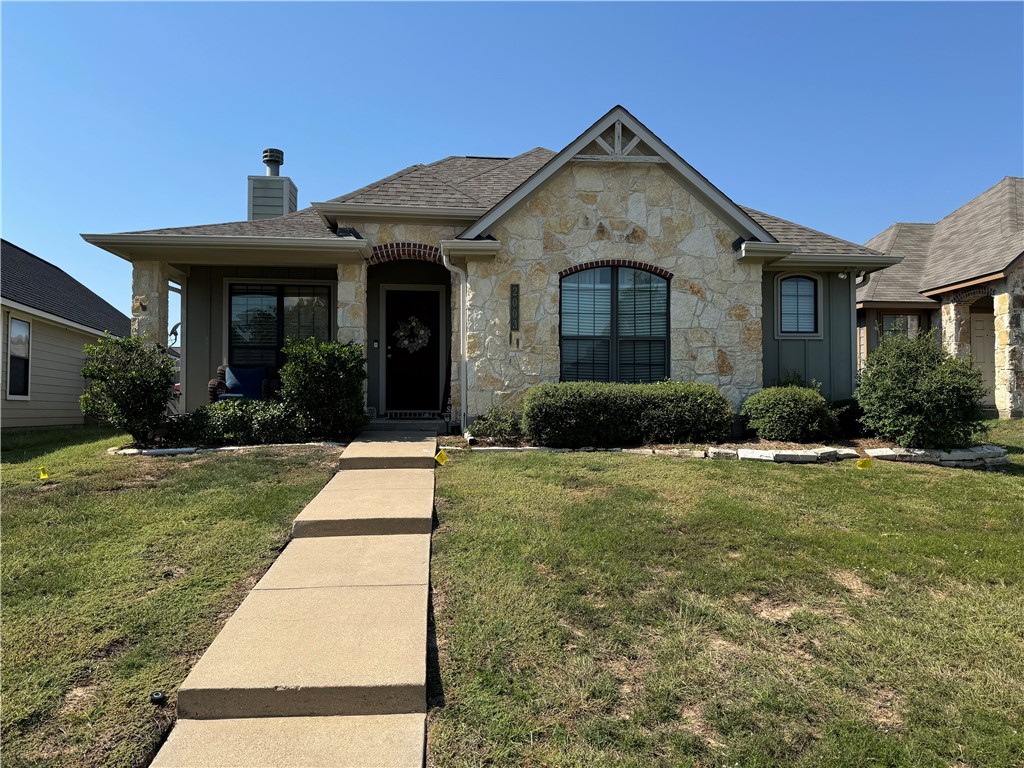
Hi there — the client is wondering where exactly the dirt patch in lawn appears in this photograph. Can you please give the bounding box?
[866,686,903,732]
[832,570,876,598]
[678,705,725,748]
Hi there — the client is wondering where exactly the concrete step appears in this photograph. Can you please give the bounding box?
[340,432,437,470]
[176,584,428,719]
[292,476,435,537]
[370,418,450,435]
[255,535,430,591]
[151,714,425,768]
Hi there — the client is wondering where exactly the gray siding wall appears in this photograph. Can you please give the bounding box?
[248,177,298,220]
[1,307,102,429]
[183,265,335,412]
[761,271,855,401]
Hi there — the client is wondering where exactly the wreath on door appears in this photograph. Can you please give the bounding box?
[393,316,431,353]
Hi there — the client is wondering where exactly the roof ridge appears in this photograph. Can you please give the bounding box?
[741,206,882,255]
[453,147,553,186]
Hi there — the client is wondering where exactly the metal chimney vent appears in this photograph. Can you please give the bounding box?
[262,148,284,176]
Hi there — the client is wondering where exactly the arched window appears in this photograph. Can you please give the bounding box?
[777,274,820,336]
[560,266,669,382]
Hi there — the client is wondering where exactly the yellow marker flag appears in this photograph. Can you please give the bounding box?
[434,448,449,466]
[856,457,873,471]
[39,466,49,480]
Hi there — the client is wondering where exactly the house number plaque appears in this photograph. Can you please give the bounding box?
[510,284,520,332]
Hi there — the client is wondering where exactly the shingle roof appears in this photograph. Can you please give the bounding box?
[329,148,556,208]
[109,147,878,262]
[858,177,1024,302]
[741,207,883,259]
[123,206,333,238]
[858,223,938,303]
[1,239,131,336]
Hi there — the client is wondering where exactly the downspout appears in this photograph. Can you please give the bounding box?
[440,244,469,435]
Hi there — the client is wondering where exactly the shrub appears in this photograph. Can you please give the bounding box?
[166,400,302,446]
[470,405,523,442]
[521,381,733,448]
[740,386,836,443]
[279,338,368,440]
[829,397,865,439]
[80,334,177,443]
[856,330,986,449]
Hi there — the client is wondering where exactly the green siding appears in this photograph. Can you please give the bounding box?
[761,271,855,400]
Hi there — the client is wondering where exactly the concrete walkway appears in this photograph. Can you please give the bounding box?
[152,431,437,768]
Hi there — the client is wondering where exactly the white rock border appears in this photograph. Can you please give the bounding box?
[864,444,1010,469]
[108,441,347,457]
[442,442,1010,469]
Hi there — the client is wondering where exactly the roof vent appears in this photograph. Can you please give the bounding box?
[248,148,297,220]
[262,148,284,176]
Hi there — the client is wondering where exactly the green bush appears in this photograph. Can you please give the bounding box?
[80,335,177,444]
[522,381,733,448]
[279,338,368,440]
[856,330,987,449]
[166,400,301,446]
[470,405,523,442]
[740,387,836,443]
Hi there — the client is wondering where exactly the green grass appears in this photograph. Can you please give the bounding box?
[1,427,336,767]
[428,420,1024,767]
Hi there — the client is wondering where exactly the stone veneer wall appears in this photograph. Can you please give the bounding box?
[131,260,170,345]
[337,168,764,422]
[469,162,763,417]
[994,261,1024,417]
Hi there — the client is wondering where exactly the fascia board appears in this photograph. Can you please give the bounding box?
[1,298,124,338]
[313,202,487,222]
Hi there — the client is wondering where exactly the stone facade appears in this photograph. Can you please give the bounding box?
[131,260,169,345]
[335,165,764,421]
[335,261,367,345]
[471,162,763,416]
[940,299,972,361]
[994,261,1024,418]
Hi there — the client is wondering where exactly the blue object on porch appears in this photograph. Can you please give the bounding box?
[224,366,266,400]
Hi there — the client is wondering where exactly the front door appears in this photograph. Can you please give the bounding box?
[970,313,996,407]
[383,288,442,414]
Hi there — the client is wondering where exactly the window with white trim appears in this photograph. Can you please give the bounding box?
[560,266,669,382]
[7,316,31,398]
[778,275,819,335]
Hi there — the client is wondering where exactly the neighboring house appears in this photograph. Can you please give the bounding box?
[858,178,1024,418]
[82,106,899,429]
[1,239,131,429]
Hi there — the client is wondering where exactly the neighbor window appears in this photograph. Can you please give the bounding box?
[7,316,30,398]
[778,275,819,335]
[228,284,331,368]
[882,313,921,339]
[560,266,669,382]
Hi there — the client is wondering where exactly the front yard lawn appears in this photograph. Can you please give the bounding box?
[1,428,336,767]
[428,420,1024,767]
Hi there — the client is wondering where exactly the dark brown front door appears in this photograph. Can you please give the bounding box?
[384,289,441,413]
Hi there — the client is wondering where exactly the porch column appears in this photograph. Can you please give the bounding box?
[131,260,169,346]
[336,260,367,345]
[940,299,971,361]
[994,286,1024,418]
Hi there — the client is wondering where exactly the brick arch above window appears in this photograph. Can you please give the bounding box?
[368,242,442,266]
[558,259,673,281]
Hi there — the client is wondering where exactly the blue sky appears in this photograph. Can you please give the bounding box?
[3,2,1022,324]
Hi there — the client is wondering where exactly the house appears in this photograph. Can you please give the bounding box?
[857,178,1024,418]
[82,106,900,430]
[1,239,131,429]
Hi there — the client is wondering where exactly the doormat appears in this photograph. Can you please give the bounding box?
[387,411,442,420]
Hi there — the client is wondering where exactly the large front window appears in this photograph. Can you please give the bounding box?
[228,284,331,368]
[560,267,669,382]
